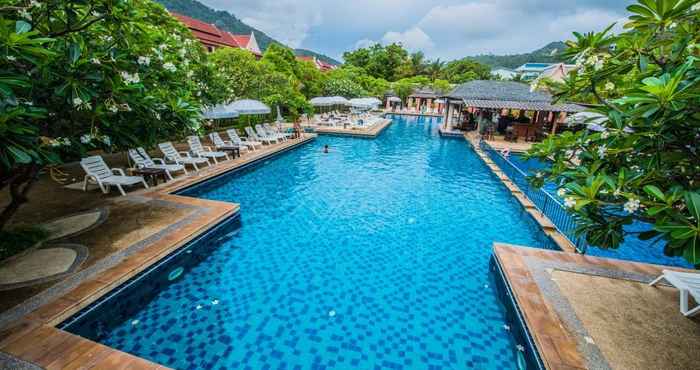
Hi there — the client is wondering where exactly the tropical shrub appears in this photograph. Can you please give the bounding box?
[527,0,700,265]
[0,0,220,229]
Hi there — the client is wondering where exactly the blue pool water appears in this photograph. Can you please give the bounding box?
[63,115,557,369]
[509,154,691,268]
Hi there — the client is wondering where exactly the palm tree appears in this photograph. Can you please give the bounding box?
[409,51,426,76]
[426,59,445,80]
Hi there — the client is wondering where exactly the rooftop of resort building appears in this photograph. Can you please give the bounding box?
[444,80,583,112]
[296,55,337,72]
[171,12,262,56]
[409,87,441,99]
[514,62,555,73]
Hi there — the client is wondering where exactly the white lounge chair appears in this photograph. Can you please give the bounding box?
[226,129,261,151]
[259,123,286,142]
[159,142,210,171]
[209,131,247,155]
[80,155,148,196]
[263,123,291,141]
[128,148,186,179]
[650,270,700,317]
[245,126,276,145]
[187,136,229,164]
[255,125,281,143]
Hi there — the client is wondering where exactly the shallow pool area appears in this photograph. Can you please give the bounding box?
[62,115,559,369]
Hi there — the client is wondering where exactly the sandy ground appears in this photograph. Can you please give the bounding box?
[552,270,700,370]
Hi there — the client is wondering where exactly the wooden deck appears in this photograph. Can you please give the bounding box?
[0,135,316,369]
[465,131,534,152]
[382,110,442,117]
[308,118,392,138]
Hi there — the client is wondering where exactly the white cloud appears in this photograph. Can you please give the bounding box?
[374,2,627,60]
[196,0,629,60]
[202,0,322,48]
[354,39,377,50]
[381,27,434,52]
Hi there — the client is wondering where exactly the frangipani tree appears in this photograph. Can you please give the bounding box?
[528,0,700,265]
[0,0,222,229]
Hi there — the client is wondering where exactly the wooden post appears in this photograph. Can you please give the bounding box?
[550,111,560,135]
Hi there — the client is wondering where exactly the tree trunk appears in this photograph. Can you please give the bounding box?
[0,165,41,231]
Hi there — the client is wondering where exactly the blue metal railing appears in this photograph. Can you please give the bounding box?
[479,141,586,253]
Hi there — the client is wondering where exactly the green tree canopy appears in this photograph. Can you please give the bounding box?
[527,0,700,265]
[1,0,220,228]
[441,58,492,83]
[343,43,408,81]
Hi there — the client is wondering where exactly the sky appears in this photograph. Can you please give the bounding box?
[199,0,630,61]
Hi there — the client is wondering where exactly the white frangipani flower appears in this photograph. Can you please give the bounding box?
[138,56,150,66]
[601,131,609,139]
[91,57,101,65]
[623,198,640,214]
[604,82,615,91]
[163,62,176,72]
[597,145,607,158]
[594,58,604,71]
[557,188,567,197]
[72,97,83,107]
[19,9,32,20]
[564,197,576,208]
[120,71,140,84]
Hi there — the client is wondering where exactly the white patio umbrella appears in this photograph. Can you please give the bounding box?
[433,99,445,104]
[201,103,240,119]
[388,96,402,102]
[566,112,608,132]
[329,96,349,105]
[310,97,333,107]
[349,98,374,109]
[365,97,382,106]
[228,99,271,126]
[229,99,271,115]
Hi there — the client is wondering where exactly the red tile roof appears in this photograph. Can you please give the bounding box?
[231,35,251,48]
[171,12,262,56]
[297,55,336,71]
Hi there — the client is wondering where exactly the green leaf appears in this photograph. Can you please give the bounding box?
[685,192,700,224]
[7,146,32,164]
[15,21,31,34]
[643,185,665,201]
[69,43,81,64]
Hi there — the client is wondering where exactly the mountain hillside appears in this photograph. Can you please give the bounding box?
[155,0,341,65]
[470,42,569,69]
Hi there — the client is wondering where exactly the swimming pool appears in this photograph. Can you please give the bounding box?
[62,115,557,369]
[507,153,691,268]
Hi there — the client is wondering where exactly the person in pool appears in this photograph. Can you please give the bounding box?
[323,144,329,153]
